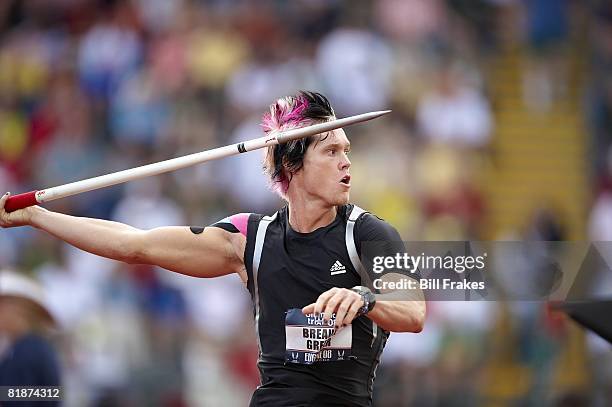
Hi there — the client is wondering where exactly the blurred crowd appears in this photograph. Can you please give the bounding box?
[0,0,610,406]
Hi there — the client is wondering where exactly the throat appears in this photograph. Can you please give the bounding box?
[287,204,338,233]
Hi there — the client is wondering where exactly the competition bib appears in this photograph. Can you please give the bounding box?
[285,308,352,364]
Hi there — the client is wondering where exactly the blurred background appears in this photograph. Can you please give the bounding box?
[0,0,611,405]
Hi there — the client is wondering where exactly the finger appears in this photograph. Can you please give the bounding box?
[342,300,363,326]
[334,296,355,328]
[0,192,9,210]
[322,291,344,323]
[313,288,338,317]
[302,303,315,315]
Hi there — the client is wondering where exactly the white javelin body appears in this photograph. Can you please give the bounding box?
[6,110,389,212]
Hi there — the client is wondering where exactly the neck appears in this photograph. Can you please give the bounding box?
[287,199,337,233]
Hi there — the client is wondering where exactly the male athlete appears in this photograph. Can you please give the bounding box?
[1,91,425,406]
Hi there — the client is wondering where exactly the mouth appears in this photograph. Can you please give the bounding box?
[339,174,351,187]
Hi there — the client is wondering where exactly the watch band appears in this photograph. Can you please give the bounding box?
[351,286,376,316]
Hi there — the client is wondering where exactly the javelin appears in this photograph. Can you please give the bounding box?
[5,110,391,212]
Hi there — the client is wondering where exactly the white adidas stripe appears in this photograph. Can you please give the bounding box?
[330,260,346,275]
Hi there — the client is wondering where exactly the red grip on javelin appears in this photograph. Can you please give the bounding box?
[4,191,38,213]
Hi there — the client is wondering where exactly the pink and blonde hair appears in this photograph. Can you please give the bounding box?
[261,91,335,199]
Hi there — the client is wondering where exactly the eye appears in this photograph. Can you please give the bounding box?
[328,148,336,156]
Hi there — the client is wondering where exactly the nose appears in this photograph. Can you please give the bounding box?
[340,152,351,170]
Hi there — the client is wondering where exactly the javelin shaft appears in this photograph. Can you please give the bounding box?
[4,110,390,213]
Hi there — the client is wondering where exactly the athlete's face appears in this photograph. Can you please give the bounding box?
[297,129,351,206]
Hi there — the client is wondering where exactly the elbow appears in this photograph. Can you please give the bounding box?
[412,302,426,333]
[124,244,147,265]
[411,316,425,333]
[405,301,426,333]
[382,302,426,333]
[122,250,145,265]
[115,232,147,264]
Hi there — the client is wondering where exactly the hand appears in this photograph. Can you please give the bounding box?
[0,193,35,228]
[302,287,364,328]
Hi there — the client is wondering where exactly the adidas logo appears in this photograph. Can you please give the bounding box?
[330,260,346,275]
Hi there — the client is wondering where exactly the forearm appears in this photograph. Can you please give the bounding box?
[29,206,143,262]
[367,294,425,333]
[303,282,426,332]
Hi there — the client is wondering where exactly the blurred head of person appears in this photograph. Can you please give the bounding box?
[262,91,352,208]
[0,270,54,342]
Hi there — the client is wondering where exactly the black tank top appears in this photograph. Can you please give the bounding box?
[242,204,392,407]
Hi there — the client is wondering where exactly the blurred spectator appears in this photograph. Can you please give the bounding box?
[0,270,60,406]
[134,0,184,35]
[186,17,250,93]
[110,68,171,147]
[589,193,612,243]
[225,47,317,115]
[589,146,612,242]
[588,4,612,174]
[316,27,394,115]
[77,5,142,104]
[374,0,447,44]
[527,207,566,242]
[111,177,185,230]
[416,63,492,148]
[521,0,570,111]
[587,146,612,309]
[413,145,485,239]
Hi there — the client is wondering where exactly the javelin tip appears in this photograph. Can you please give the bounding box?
[276,109,392,143]
[357,110,392,120]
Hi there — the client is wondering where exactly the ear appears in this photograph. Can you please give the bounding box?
[288,163,305,179]
[281,155,303,178]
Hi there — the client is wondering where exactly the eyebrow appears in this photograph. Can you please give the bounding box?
[324,141,351,150]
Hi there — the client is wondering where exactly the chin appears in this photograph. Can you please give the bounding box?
[331,193,350,206]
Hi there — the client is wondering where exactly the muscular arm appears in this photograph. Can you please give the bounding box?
[0,194,245,279]
[367,273,425,333]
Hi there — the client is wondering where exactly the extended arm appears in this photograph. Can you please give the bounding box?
[0,193,245,279]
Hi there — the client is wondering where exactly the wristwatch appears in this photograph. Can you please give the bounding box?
[351,286,376,316]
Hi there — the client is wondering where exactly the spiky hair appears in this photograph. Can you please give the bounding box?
[262,91,335,199]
